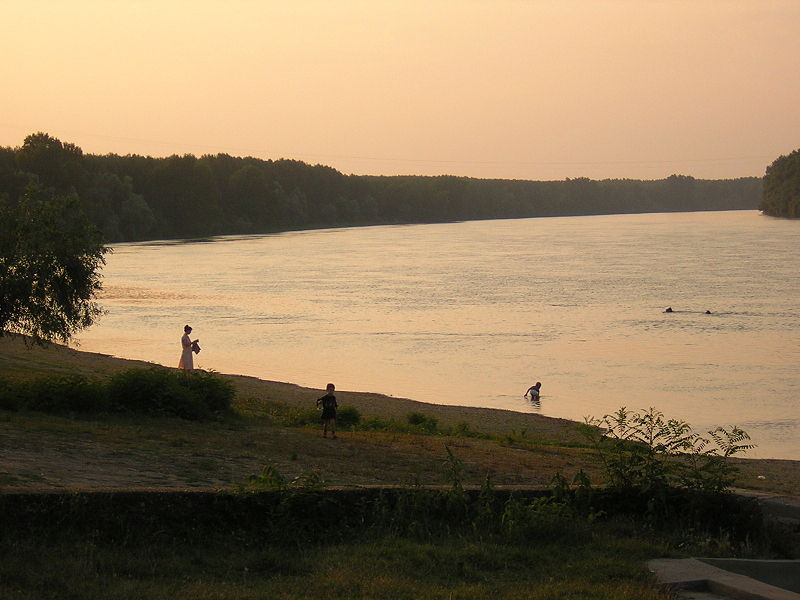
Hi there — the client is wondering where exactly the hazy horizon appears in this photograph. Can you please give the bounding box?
[3,1,799,181]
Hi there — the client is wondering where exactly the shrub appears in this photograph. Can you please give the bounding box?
[107,368,233,419]
[23,374,109,413]
[0,369,234,420]
[182,369,235,413]
[581,406,755,494]
[406,411,438,433]
[337,405,361,428]
[676,426,757,492]
[108,368,198,418]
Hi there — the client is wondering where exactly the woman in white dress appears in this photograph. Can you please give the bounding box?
[178,325,196,370]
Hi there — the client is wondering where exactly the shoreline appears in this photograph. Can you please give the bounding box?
[75,210,799,463]
[1,334,799,499]
[0,334,588,442]
[3,334,798,458]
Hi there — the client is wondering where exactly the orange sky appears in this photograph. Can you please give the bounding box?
[2,1,799,180]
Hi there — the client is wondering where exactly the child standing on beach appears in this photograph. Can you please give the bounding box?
[316,383,338,438]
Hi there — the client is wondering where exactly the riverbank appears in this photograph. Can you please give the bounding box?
[71,210,800,462]
[1,335,798,497]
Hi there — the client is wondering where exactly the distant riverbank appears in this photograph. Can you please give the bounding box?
[2,133,761,243]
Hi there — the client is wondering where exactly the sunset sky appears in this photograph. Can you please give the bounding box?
[2,1,798,181]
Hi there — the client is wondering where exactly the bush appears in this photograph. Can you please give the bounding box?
[0,368,235,420]
[24,374,110,413]
[406,412,438,433]
[581,406,755,494]
[337,406,361,428]
[107,368,233,419]
[108,368,201,418]
[182,369,236,413]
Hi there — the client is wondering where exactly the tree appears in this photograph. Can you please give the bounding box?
[1,132,766,243]
[0,183,108,343]
[761,149,800,218]
[228,164,272,230]
[15,132,86,194]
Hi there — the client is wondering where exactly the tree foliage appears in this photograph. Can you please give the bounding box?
[760,148,800,218]
[0,182,108,343]
[0,132,763,244]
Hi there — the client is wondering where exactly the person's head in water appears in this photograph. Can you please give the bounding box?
[326,383,335,394]
[665,307,673,313]
[534,382,541,390]
[184,325,192,334]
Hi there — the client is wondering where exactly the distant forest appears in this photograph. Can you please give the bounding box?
[1,133,763,243]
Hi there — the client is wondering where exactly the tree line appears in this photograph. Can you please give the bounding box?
[1,132,763,243]
[760,148,800,218]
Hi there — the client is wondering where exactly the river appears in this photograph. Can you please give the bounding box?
[73,210,800,460]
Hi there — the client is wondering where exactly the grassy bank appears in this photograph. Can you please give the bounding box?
[2,335,799,599]
[1,335,797,495]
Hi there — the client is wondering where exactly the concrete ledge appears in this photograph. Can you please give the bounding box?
[648,559,800,600]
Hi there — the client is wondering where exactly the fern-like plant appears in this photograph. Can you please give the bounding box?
[582,407,755,493]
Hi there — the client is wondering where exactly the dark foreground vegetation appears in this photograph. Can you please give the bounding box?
[1,133,761,242]
[760,148,800,218]
[1,474,796,599]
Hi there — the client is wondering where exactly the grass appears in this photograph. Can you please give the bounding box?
[1,334,799,599]
[0,532,674,600]
[3,485,774,600]
[3,335,797,494]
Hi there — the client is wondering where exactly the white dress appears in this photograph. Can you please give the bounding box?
[178,333,193,369]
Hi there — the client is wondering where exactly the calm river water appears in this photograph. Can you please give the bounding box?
[73,210,800,460]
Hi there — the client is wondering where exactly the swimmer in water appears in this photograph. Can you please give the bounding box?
[524,382,542,400]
